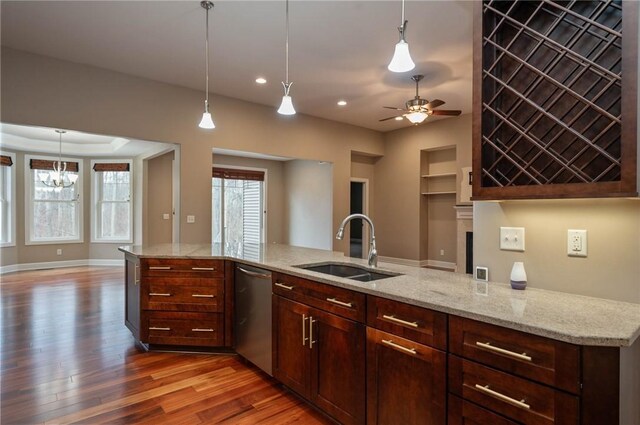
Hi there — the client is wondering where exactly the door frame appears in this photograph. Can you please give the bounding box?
[350,178,369,260]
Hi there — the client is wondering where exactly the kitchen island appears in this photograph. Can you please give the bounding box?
[119,243,640,425]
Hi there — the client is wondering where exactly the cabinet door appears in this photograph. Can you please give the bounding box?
[310,307,366,425]
[367,327,446,425]
[124,254,140,340]
[272,295,311,399]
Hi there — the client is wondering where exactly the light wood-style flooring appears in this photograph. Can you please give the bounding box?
[1,266,332,424]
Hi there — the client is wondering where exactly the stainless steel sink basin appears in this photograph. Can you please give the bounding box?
[295,262,401,282]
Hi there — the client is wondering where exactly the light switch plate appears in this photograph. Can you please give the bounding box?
[186,215,196,224]
[500,227,525,251]
[163,213,170,220]
[567,229,587,257]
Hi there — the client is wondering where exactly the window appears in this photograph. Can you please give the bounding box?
[0,153,16,246]
[91,161,132,242]
[26,155,82,244]
[212,167,265,259]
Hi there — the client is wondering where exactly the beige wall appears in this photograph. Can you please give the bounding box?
[1,48,385,253]
[374,114,472,261]
[213,154,285,244]
[145,151,174,245]
[473,199,640,303]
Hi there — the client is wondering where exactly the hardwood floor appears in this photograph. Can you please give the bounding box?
[1,266,332,424]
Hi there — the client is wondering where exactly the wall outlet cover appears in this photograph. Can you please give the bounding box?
[186,215,196,224]
[475,266,489,282]
[500,227,525,251]
[567,229,587,257]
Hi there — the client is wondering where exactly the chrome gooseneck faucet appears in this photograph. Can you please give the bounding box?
[335,214,377,268]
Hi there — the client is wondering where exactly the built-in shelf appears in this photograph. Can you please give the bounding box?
[421,191,457,196]
[421,173,456,178]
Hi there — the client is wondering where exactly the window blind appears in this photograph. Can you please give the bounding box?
[30,159,79,172]
[93,163,130,172]
[0,155,13,167]
[212,167,264,181]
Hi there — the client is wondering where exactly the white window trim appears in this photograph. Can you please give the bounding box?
[90,159,133,244]
[212,163,268,244]
[0,151,16,247]
[24,154,84,245]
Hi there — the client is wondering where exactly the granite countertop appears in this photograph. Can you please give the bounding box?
[119,243,640,347]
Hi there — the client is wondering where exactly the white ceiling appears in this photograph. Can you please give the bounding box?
[1,1,473,132]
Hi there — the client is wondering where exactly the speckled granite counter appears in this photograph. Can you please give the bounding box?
[119,243,640,347]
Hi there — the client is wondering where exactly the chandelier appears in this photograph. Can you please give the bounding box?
[39,130,78,189]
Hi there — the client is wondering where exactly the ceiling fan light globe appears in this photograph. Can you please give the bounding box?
[278,95,296,115]
[199,112,216,129]
[388,40,415,73]
[405,111,428,124]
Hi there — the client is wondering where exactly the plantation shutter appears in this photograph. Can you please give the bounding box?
[242,180,262,259]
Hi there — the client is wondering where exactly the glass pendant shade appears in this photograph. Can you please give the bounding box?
[388,40,415,73]
[278,95,296,115]
[68,173,79,184]
[405,111,428,124]
[199,111,215,129]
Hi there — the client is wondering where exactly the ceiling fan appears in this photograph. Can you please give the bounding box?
[380,75,461,124]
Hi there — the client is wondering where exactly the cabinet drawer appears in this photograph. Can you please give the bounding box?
[367,296,447,350]
[450,316,580,394]
[142,258,224,277]
[143,278,223,312]
[448,394,519,425]
[273,272,365,322]
[145,311,223,346]
[449,355,579,425]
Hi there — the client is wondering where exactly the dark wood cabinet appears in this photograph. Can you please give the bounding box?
[473,0,638,199]
[124,253,140,341]
[272,276,366,425]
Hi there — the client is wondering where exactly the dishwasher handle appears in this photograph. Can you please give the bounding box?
[236,266,271,280]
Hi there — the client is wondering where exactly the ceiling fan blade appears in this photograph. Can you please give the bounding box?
[379,115,404,122]
[430,109,462,116]
[383,106,405,111]
[425,99,445,109]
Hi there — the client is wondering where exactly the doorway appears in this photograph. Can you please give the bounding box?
[349,179,369,259]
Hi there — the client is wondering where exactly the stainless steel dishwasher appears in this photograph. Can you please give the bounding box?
[234,264,272,375]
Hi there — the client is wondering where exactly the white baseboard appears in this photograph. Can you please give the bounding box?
[377,256,422,267]
[0,259,122,275]
[422,259,457,270]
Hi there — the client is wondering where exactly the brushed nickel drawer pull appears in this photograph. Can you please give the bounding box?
[474,384,530,410]
[326,297,353,308]
[192,328,214,332]
[192,267,215,271]
[149,266,171,270]
[476,341,532,362]
[149,327,170,331]
[135,264,140,285]
[275,282,294,291]
[382,314,419,328]
[192,294,215,298]
[302,314,309,347]
[237,267,271,279]
[381,339,417,355]
[149,293,171,297]
[309,318,317,349]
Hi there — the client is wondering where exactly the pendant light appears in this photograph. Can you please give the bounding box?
[277,0,296,115]
[388,0,415,73]
[39,130,79,189]
[198,1,215,129]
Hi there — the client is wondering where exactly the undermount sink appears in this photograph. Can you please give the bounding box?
[295,262,401,282]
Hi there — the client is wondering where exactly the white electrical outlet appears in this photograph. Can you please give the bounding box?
[500,227,525,251]
[163,213,170,220]
[56,249,62,256]
[567,229,587,257]
[187,215,196,224]
[440,249,445,256]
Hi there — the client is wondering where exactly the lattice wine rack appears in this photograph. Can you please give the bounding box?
[473,0,638,199]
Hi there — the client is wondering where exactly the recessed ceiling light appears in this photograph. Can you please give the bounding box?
[255,77,267,84]
[395,116,404,121]
[337,100,347,106]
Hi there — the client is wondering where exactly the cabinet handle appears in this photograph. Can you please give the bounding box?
[326,297,353,308]
[149,327,170,331]
[476,341,532,362]
[381,339,417,355]
[309,317,317,349]
[149,266,171,270]
[275,282,294,291]
[149,293,171,297]
[237,267,270,279]
[302,314,309,346]
[191,294,215,298]
[192,267,216,271]
[134,264,140,285]
[382,314,419,328]
[474,384,530,410]
[192,328,214,332]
